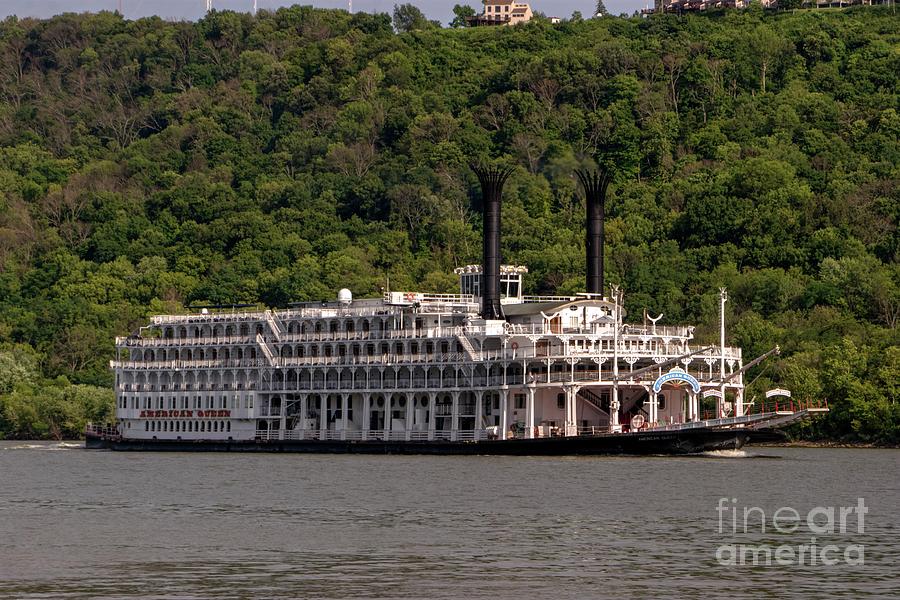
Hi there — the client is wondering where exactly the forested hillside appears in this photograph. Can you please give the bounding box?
[0,6,897,441]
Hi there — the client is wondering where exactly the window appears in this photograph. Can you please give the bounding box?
[460,273,480,297]
[514,394,526,410]
[657,394,666,411]
[557,393,565,410]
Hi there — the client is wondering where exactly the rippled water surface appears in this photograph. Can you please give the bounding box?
[0,442,897,598]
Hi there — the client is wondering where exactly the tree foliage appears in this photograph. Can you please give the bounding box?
[450,5,476,28]
[0,7,897,441]
[392,4,433,32]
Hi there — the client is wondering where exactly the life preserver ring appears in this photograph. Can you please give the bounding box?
[404,292,416,302]
[511,342,519,350]
[631,414,645,430]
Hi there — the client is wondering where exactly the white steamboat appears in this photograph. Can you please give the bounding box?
[89,167,825,453]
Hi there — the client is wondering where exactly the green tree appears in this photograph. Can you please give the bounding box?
[0,8,897,443]
[392,4,432,32]
[450,4,476,28]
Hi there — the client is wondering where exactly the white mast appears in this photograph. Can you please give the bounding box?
[720,287,727,417]
[206,0,212,12]
[610,283,621,433]
[349,0,353,13]
[253,0,258,14]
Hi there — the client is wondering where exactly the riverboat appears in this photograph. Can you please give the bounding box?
[87,168,826,454]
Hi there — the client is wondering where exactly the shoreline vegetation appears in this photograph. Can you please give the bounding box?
[0,6,897,444]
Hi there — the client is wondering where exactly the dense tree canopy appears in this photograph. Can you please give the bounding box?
[0,6,897,441]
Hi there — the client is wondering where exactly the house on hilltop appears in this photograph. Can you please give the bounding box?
[466,1,534,26]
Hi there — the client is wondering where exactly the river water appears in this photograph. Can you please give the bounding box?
[0,442,897,599]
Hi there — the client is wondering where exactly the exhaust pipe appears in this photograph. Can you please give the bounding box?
[472,165,513,320]
[576,169,612,296]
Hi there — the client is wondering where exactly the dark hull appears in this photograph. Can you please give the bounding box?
[744,428,789,444]
[86,428,748,455]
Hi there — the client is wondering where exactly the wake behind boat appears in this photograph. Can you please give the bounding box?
[87,167,826,455]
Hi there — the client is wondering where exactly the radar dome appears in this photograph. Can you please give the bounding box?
[338,288,353,305]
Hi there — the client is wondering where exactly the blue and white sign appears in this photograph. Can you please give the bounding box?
[652,368,701,394]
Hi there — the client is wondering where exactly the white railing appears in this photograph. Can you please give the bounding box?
[113,344,740,371]
[112,362,734,391]
[521,295,575,303]
[577,425,608,436]
[262,426,591,442]
[383,292,477,305]
[137,323,700,346]
[646,412,778,432]
[121,326,735,364]
[111,358,270,370]
[117,335,254,347]
[152,311,266,325]
[119,382,257,392]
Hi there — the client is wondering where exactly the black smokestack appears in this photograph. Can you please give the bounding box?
[576,169,612,296]
[472,165,512,320]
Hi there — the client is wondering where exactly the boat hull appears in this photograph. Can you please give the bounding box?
[86,428,748,455]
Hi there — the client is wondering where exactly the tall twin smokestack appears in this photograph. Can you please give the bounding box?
[472,165,512,320]
[472,165,611,319]
[576,169,612,296]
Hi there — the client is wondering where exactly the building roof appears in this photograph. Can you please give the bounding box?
[503,300,577,317]
[503,297,619,318]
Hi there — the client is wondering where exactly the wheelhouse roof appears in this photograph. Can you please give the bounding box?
[503,298,619,318]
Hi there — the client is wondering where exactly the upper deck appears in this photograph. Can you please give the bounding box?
[113,263,742,374]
